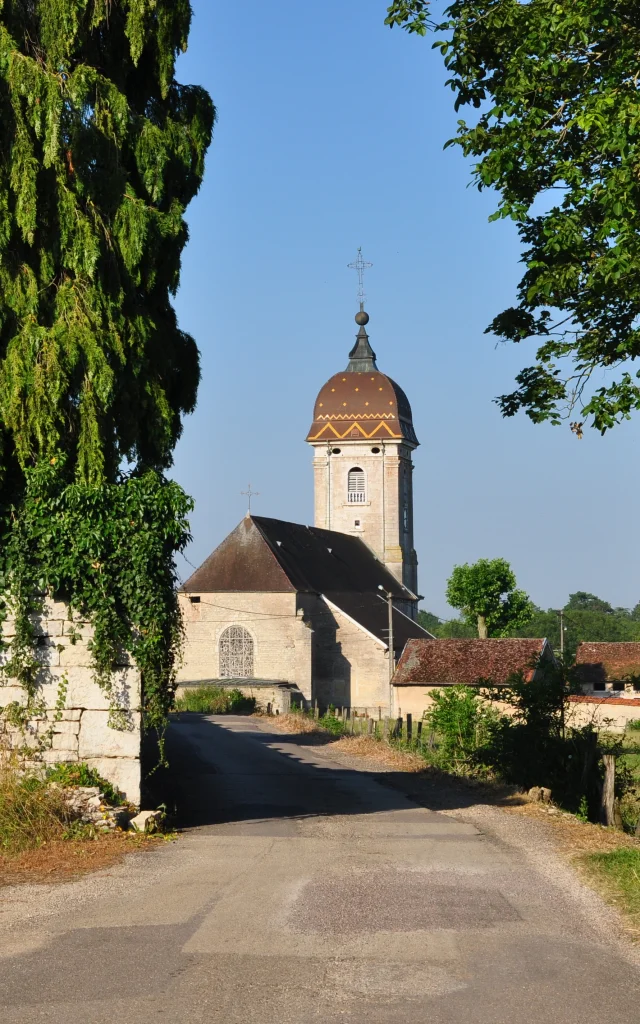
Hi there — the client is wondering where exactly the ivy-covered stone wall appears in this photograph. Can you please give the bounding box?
[0,599,141,804]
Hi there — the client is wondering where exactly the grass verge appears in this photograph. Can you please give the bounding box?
[578,849,640,938]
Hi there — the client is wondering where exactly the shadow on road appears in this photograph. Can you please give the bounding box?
[145,713,519,829]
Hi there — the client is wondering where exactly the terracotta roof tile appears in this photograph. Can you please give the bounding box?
[392,638,552,686]
[575,642,640,684]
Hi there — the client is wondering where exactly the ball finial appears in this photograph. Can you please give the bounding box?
[355,310,369,327]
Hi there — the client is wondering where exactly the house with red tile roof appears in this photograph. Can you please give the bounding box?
[568,643,640,731]
[391,638,555,719]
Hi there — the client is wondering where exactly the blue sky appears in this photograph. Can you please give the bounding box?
[171,0,639,618]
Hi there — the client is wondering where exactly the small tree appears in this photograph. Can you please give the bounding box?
[446,558,533,638]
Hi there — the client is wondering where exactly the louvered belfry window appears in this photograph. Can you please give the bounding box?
[219,625,254,678]
[347,467,366,503]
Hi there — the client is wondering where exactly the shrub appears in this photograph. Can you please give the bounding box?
[423,686,498,772]
[0,760,71,853]
[174,686,257,715]
[317,713,347,736]
[627,719,640,732]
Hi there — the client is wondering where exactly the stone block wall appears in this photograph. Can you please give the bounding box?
[178,592,313,700]
[311,440,418,597]
[299,594,392,714]
[0,599,142,804]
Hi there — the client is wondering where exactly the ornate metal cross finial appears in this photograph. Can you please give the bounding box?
[241,483,259,514]
[347,247,373,308]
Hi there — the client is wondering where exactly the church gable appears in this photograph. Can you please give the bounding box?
[181,516,295,593]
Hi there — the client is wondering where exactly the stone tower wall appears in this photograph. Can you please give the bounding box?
[311,439,418,599]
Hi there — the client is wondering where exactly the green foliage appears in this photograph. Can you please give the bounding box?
[510,598,640,656]
[446,558,533,637]
[385,1,431,34]
[479,661,617,808]
[317,712,347,736]
[1,455,191,730]
[0,2,213,737]
[45,761,122,806]
[566,592,613,614]
[0,1,214,485]
[387,1,640,432]
[423,588,640,653]
[174,686,257,716]
[423,684,497,770]
[0,760,71,853]
[416,609,441,634]
[418,610,477,638]
[434,0,640,433]
[581,849,640,926]
[627,720,640,733]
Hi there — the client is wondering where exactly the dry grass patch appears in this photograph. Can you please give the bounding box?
[267,713,326,735]
[329,734,426,771]
[0,832,167,888]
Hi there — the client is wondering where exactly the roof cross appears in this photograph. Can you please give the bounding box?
[347,247,373,308]
[241,483,259,515]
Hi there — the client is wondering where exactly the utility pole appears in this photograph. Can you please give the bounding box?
[556,609,566,658]
[379,585,394,715]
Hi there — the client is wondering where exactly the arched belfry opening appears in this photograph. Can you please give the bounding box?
[347,467,366,503]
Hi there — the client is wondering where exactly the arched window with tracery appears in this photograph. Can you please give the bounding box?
[347,467,366,503]
[219,625,254,678]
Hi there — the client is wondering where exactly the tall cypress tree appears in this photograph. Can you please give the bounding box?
[0,1,214,489]
[0,2,214,728]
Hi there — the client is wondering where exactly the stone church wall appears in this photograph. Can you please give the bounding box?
[177,592,313,700]
[0,599,142,804]
[298,595,392,714]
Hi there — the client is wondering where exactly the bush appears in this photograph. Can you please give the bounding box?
[174,686,257,715]
[423,686,498,772]
[0,760,71,853]
[627,719,640,732]
[45,762,122,806]
[317,713,347,736]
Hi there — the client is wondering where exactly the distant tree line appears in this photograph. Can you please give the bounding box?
[419,591,640,656]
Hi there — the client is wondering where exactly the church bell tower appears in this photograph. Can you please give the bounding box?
[306,253,419,615]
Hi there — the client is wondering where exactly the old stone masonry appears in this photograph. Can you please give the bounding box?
[0,599,142,805]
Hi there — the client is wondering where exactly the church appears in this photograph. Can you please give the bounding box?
[178,270,432,714]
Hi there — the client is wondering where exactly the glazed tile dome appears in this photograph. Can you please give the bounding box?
[306,314,418,446]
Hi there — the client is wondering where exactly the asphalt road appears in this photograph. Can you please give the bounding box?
[1,713,639,1023]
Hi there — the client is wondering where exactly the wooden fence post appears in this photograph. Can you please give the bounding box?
[416,721,423,744]
[313,700,319,719]
[406,713,413,743]
[600,753,616,827]
[368,717,374,737]
[395,716,403,740]
[383,717,389,742]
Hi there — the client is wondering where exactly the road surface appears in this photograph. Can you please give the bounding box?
[1,713,639,1022]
